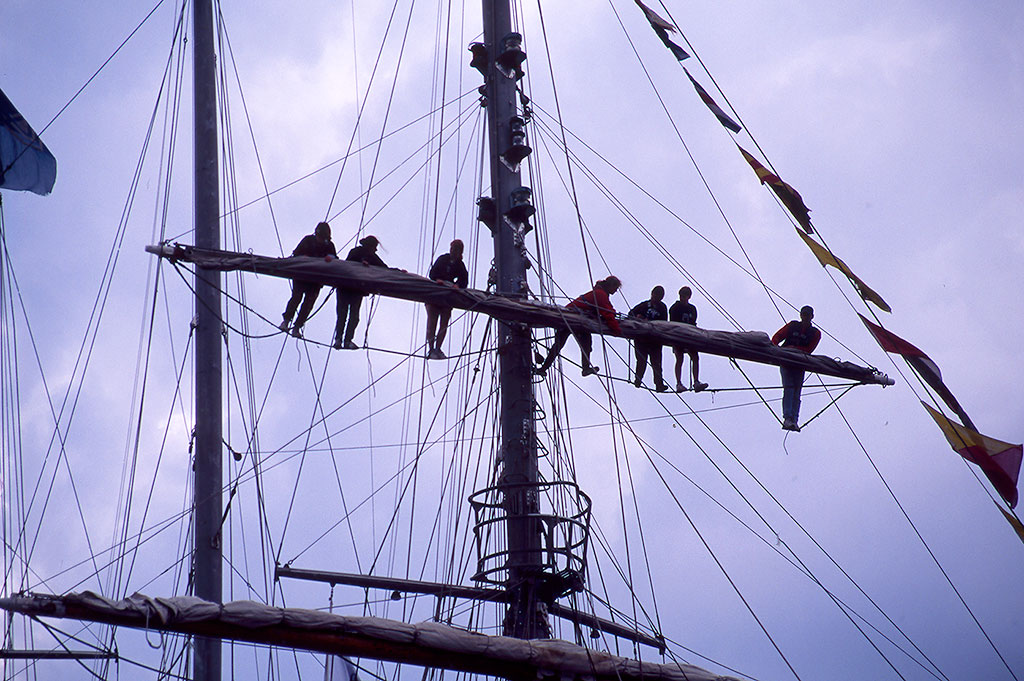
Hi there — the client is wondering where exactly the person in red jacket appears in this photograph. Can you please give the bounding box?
[771,305,821,431]
[534,276,621,377]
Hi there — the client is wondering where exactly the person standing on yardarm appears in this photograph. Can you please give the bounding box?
[279,221,337,337]
[335,235,387,350]
[771,305,821,432]
[425,239,469,359]
[628,285,669,392]
[669,286,708,393]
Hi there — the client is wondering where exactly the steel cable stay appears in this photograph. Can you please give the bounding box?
[107,298,193,604]
[0,237,100,598]
[108,23,196,605]
[214,11,283,615]
[154,92,484,245]
[828,398,1021,681]
[401,322,500,627]
[338,105,486,239]
[634,402,943,681]
[16,0,169,150]
[602,0,783,325]
[548,367,945,679]
[528,120,740,332]
[202,89,481,225]
[588,380,902,681]
[596,342,662,652]
[323,0,407,223]
[604,8,1022,668]
[1,6,193,623]
[532,0,597,292]
[374,19,493,606]
[216,12,286,256]
[239,391,792,460]
[366,342,499,581]
[14,346,464,589]
[280,380,500,571]
[528,110,883,369]
[272,352,440,565]
[2,19,200,677]
[21,369,507,595]
[270,337,340,582]
[276,374,499,565]
[8,2,1007,680]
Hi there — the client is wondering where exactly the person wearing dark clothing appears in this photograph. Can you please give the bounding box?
[669,286,708,393]
[628,286,669,391]
[771,305,821,431]
[280,222,337,337]
[534,276,622,378]
[425,239,469,359]
[335,235,388,350]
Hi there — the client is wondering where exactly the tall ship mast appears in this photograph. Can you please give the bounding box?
[0,1,1021,680]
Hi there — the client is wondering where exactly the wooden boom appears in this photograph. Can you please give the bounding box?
[0,592,739,681]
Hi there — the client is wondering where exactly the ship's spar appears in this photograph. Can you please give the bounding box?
[146,242,894,386]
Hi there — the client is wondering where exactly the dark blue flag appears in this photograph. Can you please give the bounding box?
[0,88,56,196]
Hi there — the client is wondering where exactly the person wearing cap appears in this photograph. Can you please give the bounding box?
[771,305,821,432]
[628,285,669,391]
[425,239,469,359]
[534,276,622,378]
[335,235,388,350]
[279,221,337,337]
[669,286,708,393]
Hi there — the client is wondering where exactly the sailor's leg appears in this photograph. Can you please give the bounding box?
[425,303,439,350]
[690,351,707,391]
[435,306,452,347]
[576,331,594,371]
[282,281,304,322]
[780,366,803,422]
[537,328,570,373]
[293,284,321,330]
[673,346,684,389]
[790,368,805,421]
[344,294,363,343]
[651,345,666,389]
[334,288,349,345]
[634,342,648,385]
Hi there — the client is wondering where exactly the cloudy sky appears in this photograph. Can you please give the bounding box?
[2,1,1022,680]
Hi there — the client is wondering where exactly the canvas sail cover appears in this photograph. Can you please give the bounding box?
[148,243,892,385]
[0,592,741,681]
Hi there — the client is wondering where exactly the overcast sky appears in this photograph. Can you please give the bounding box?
[2,1,1022,680]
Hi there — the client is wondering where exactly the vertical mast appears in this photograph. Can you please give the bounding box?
[192,0,222,679]
[481,1,546,639]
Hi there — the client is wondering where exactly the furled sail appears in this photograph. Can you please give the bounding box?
[0,592,740,681]
[148,243,893,385]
